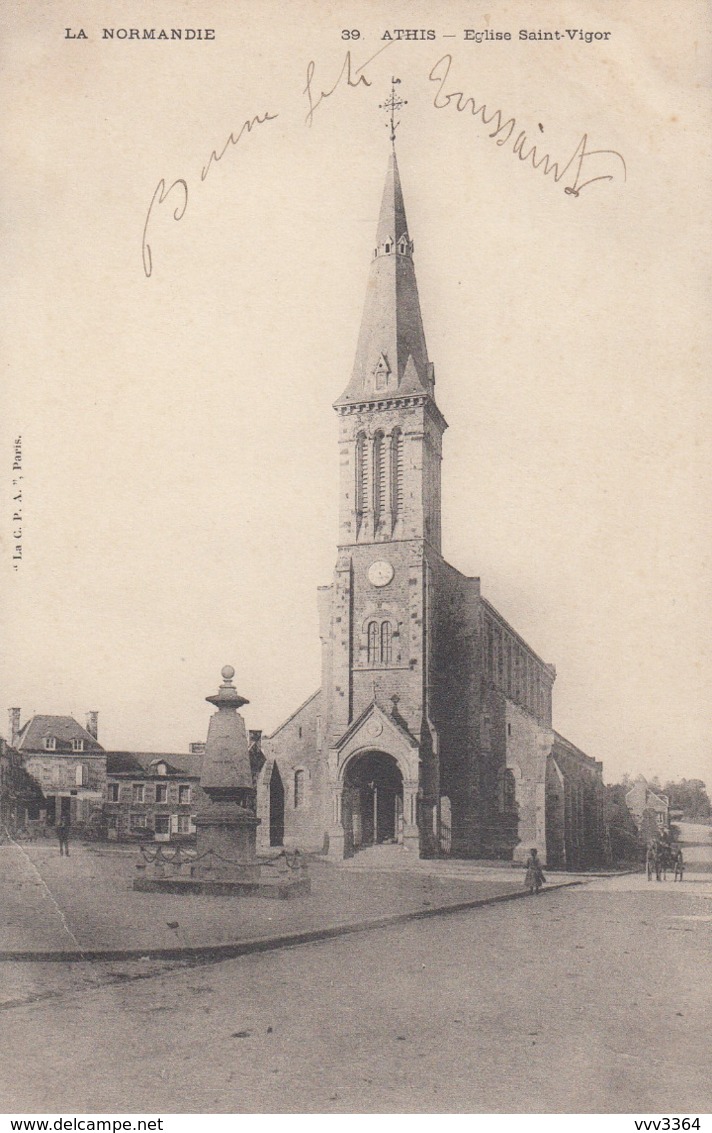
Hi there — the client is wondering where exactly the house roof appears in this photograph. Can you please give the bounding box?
[105,751,202,778]
[625,780,669,809]
[16,715,104,752]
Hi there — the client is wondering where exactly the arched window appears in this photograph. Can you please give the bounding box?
[380,621,393,664]
[390,428,403,519]
[294,769,305,809]
[372,432,386,522]
[355,432,367,515]
[367,621,378,664]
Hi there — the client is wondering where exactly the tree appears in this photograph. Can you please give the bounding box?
[662,778,711,821]
[605,783,641,863]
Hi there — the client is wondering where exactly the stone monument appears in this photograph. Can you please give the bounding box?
[195,664,261,884]
[134,666,310,898]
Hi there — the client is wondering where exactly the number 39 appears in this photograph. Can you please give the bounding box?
[341,29,361,39]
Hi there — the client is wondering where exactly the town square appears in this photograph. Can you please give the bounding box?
[2,2,710,1119]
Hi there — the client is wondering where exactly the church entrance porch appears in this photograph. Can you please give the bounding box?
[342,752,404,854]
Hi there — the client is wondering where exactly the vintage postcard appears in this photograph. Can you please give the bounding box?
[1,0,710,1120]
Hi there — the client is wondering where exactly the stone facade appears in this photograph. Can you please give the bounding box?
[0,737,44,838]
[263,150,606,866]
[625,779,670,840]
[12,710,106,830]
[104,752,206,842]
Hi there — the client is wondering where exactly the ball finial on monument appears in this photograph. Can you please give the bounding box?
[206,666,249,710]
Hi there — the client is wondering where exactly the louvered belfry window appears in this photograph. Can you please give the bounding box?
[391,428,404,518]
[355,432,368,515]
[373,432,386,522]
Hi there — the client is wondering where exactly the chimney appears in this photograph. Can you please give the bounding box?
[8,708,21,747]
[85,711,99,740]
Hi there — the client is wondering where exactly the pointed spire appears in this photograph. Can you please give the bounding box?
[375,149,410,251]
[335,150,435,408]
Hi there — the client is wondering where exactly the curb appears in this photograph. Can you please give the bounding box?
[0,878,584,964]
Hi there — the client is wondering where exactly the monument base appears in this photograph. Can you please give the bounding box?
[133,874,311,899]
[134,846,311,899]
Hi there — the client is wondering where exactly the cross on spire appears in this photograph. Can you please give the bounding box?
[379,78,407,145]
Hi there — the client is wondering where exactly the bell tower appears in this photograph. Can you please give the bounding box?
[320,108,448,858]
[333,147,447,551]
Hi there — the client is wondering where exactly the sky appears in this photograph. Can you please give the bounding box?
[2,0,710,785]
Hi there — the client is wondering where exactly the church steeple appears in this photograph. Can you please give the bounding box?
[334,149,436,407]
[374,147,410,249]
[334,146,447,552]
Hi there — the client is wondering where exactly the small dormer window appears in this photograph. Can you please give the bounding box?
[398,236,409,254]
[72,739,84,752]
[373,353,390,391]
[44,737,56,751]
[384,242,392,253]
[156,762,167,776]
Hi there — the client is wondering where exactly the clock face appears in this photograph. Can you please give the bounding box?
[368,560,394,587]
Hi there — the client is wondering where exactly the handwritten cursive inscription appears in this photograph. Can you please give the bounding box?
[142,110,278,278]
[304,45,392,127]
[429,54,626,197]
[142,178,188,278]
[201,111,278,182]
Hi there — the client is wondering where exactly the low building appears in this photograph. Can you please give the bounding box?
[625,778,670,840]
[9,708,105,830]
[103,752,206,842]
[545,735,607,868]
[0,737,44,838]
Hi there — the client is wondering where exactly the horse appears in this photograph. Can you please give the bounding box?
[659,845,671,880]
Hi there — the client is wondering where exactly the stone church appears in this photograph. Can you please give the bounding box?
[259,149,606,867]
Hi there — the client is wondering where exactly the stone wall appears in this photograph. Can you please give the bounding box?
[260,690,328,853]
[505,700,553,863]
[104,775,208,842]
[22,752,106,827]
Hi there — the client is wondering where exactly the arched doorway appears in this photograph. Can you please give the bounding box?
[269,763,285,847]
[343,752,403,850]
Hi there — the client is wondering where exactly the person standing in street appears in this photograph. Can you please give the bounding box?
[673,847,684,881]
[524,847,545,894]
[56,815,70,857]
